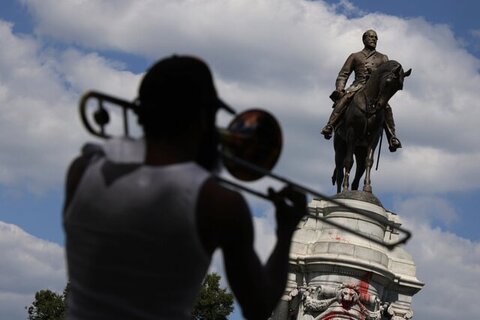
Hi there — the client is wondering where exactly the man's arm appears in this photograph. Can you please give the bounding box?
[64,156,90,213]
[197,179,306,320]
[63,144,104,213]
[335,53,356,93]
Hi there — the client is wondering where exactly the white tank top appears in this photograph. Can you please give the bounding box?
[64,153,211,320]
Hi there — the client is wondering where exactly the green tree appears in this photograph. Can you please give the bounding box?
[27,276,234,320]
[192,273,234,320]
[26,284,69,320]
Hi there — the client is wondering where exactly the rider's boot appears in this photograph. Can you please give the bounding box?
[384,105,402,152]
[321,111,340,139]
[321,97,348,139]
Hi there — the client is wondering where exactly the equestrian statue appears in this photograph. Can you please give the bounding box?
[321,30,411,193]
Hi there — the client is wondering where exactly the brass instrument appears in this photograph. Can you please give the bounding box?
[79,90,411,249]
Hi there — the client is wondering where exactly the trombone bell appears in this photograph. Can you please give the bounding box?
[220,109,282,181]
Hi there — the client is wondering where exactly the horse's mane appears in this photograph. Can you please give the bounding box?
[370,60,401,79]
[363,60,401,91]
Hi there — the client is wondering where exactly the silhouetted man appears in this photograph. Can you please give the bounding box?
[321,30,402,151]
[63,55,307,320]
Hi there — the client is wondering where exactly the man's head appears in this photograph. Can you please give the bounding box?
[136,55,227,136]
[362,29,378,50]
[136,55,229,170]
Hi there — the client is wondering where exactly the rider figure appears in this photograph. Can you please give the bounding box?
[320,29,402,152]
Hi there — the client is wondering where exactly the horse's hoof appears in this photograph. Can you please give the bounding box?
[363,186,372,193]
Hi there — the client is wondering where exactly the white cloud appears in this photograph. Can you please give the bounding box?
[58,49,140,99]
[1,1,480,319]
[373,148,480,194]
[0,221,66,320]
[404,222,480,319]
[10,0,480,195]
[385,195,480,319]
[393,194,459,227]
[331,0,366,17]
[0,21,139,193]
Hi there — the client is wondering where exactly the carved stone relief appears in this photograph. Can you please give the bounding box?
[293,283,390,320]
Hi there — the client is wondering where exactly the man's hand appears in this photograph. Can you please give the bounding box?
[388,137,402,152]
[268,186,307,236]
[329,90,344,102]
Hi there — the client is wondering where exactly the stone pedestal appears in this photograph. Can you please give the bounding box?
[271,191,423,320]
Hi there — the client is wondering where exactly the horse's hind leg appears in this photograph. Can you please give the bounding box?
[352,148,366,190]
[363,147,375,193]
[332,167,343,194]
[341,133,356,192]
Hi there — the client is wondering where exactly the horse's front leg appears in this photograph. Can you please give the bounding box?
[336,167,343,194]
[363,146,375,193]
[342,168,350,191]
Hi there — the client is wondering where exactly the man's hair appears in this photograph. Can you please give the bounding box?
[135,55,221,138]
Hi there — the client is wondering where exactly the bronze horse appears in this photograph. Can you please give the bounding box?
[333,60,411,193]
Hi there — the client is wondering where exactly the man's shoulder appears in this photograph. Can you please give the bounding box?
[349,51,365,58]
[200,178,246,211]
[374,50,388,59]
[196,178,252,253]
[199,178,252,232]
[349,50,373,61]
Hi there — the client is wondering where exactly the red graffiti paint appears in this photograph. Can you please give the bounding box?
[318,272,373,319]
[328,231,344,241]
[321,309,361,320]
[322,312,335,320]
[358,271,372,303]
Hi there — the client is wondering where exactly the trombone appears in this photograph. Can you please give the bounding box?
[79,90,411,249]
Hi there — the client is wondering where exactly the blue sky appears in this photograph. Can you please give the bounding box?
[0,1,479,319]
[327,0,480,57]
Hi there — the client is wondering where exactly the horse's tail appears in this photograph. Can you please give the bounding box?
[375,130,383,171]
[332,167,337,185]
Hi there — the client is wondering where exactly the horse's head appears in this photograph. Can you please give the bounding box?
[375,60,411,108]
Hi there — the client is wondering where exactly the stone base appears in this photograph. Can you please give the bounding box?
[271,191,423,320]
